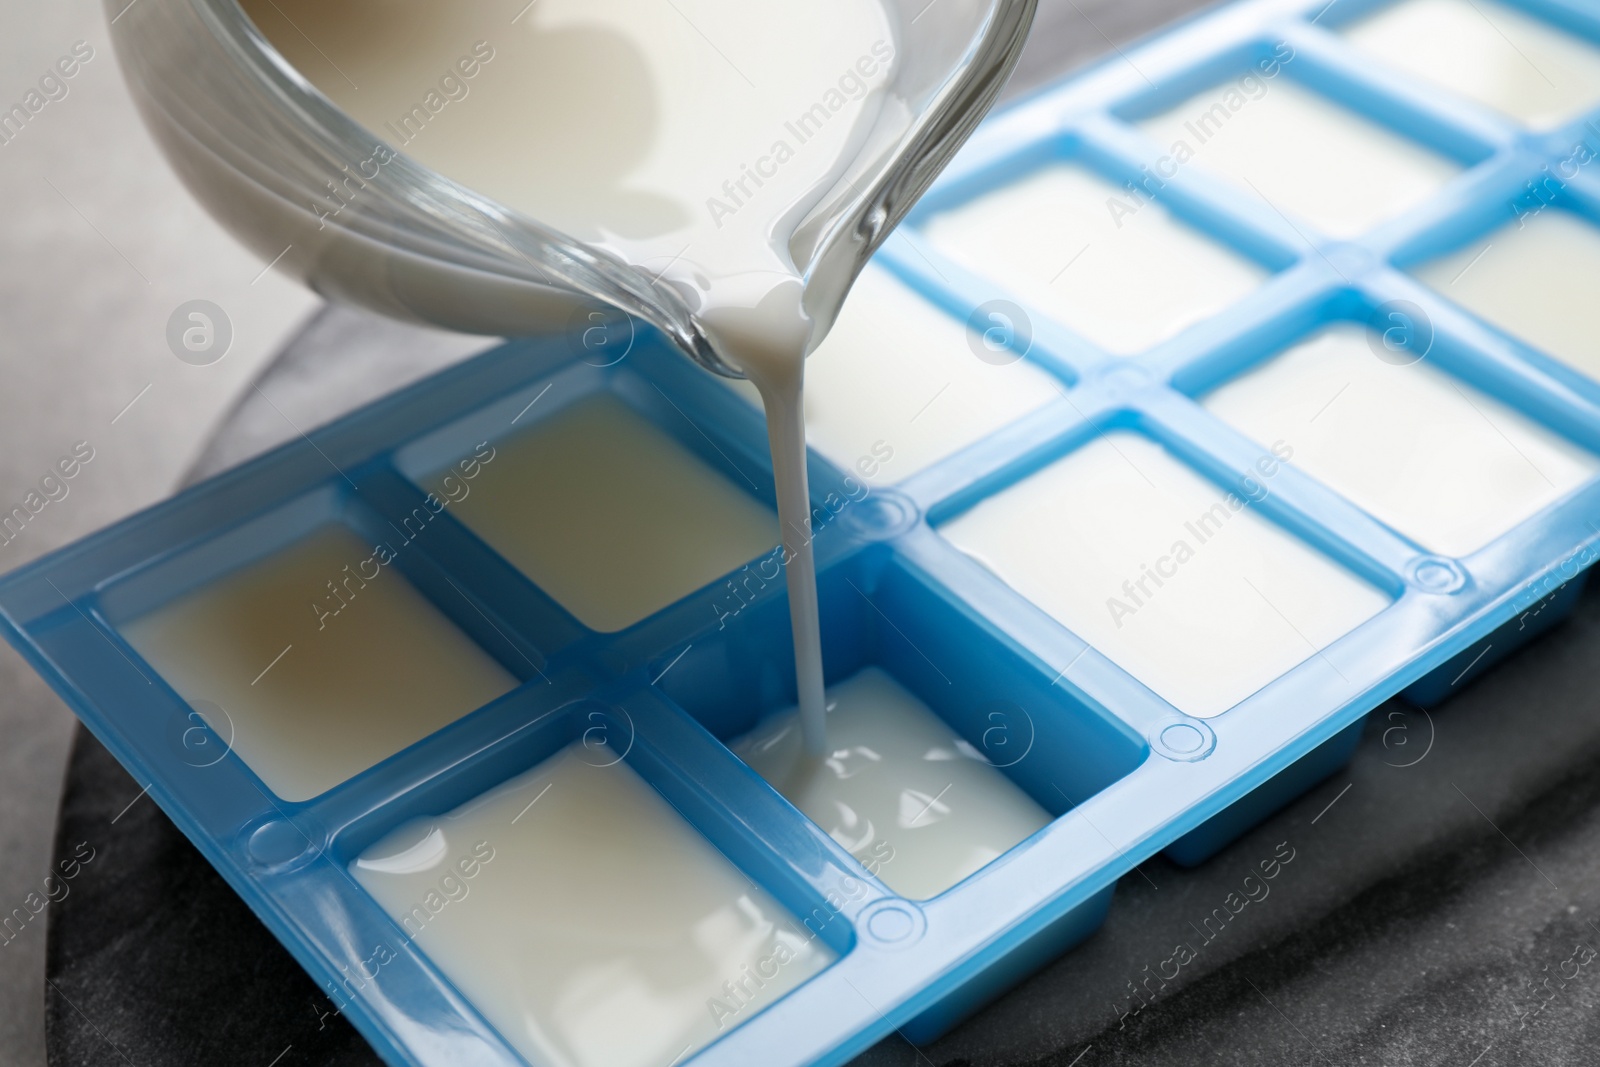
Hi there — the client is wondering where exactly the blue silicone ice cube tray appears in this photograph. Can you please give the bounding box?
[6,0,1600,1064]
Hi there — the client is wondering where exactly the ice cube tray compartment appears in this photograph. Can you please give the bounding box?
[6,1,1600,1064]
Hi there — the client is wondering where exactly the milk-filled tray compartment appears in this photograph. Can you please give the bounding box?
[714,263,1072,485]
[935,422,1397,721]
[9,2,1600,1065]
[1406,203,1600,397]
[1197,323,1600,559]
[1342,0,1600,130]
[94,487,537,804]
[657,548,1147,890]
[388,343,787,652]
[895,160,1296,376]
[911,157,1284,358]
[655,546,1142,1038]
[1184,303,1600,703]
[1114,42,1486,239]
[324,697,852,1067]
[923,404,1432,864]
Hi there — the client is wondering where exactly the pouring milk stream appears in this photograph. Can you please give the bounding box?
[139,0,1037,756]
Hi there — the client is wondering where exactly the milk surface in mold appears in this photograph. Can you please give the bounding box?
[1202,325,1598,557]
[1138,75,1459,238]
[1413,211,1600,387]
[121,525,517,801]
[921,164,1269,354]
[353,742,835,1067]
[428,393,779,634]
[938,432,1391,718]
[734,667,1053,900]
[1344,0,1600,130]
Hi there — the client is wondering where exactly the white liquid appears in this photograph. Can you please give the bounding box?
[245,0,907,754]
[723,263,1061,483]
[939,433,1390,718]
[733,667,1052,900]
[1202,325,1598,557]
[1413,211,1600,385]
[1138,77,1460,238]
[121,526,517,801]
[433,393,778,633]
[740,338,832,755]
[352,742,834,1067]
[921,164,1269,354]
[1345,0,1600,130]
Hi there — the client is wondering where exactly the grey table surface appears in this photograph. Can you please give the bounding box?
[26,1,1600,1066]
